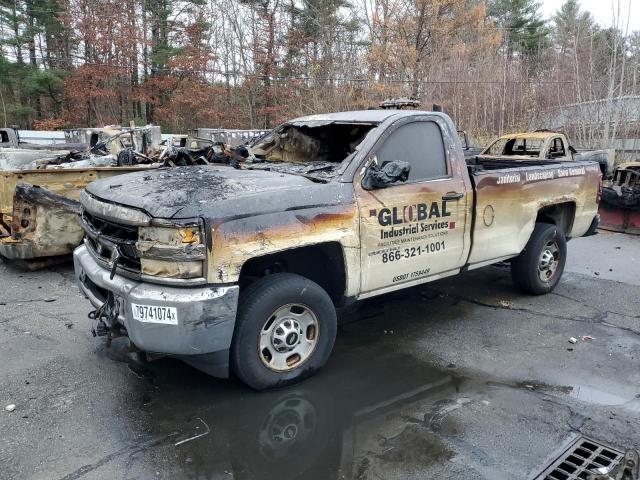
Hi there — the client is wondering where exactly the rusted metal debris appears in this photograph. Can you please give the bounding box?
[599,162,640,235]
[587,449,640,480]
[379,97,421,109]
[0,126,267,266]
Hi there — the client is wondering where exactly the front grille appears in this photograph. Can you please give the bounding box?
[535,436,624,480]
[81,210,141,274]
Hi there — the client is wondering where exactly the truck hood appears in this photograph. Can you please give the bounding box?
[85,165,350,219]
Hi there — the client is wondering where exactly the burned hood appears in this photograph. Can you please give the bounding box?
[85,165,351,219]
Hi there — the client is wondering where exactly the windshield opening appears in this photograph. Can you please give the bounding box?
[483,137,544,157]
[251,122,377,164]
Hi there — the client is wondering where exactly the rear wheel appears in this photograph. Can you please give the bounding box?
[231,273,337,390]
[511,223,567,295]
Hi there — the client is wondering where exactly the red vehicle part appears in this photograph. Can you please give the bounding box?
[598,163,640,235]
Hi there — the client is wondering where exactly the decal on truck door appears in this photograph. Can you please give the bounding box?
[360,193,465,288]
[355,118,469,294]
[368,201,456,261]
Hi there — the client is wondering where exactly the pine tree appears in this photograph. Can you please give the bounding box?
[552,0,594,53]
[488,0,549,57]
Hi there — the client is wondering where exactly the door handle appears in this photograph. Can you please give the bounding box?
[442,191,464,201]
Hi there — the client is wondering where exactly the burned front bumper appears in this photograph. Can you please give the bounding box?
[73,244,239,377]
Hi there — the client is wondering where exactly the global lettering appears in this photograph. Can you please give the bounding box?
[377,201,451,227]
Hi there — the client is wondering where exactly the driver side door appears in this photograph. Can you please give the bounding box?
[354,118,469,295]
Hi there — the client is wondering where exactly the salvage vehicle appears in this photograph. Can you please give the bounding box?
[481,130,615,176]
[599,162,640,234]
[0,167,153,266]
[0,126,163,266]
[0,126,84,151]
[0,126,251,266]
[189,128,270,147]
[73,109,602,389]
[0,127,87,170]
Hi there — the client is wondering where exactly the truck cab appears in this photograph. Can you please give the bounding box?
[480,131,573,161]
[0,128,20,148]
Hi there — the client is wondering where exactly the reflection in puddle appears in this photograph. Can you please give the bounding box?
[121,343,465,479]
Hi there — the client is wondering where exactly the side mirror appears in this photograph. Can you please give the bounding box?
[362,160,411,190]
[457,130,469,150]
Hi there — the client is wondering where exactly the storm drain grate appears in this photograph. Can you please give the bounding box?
[534,436,624,480]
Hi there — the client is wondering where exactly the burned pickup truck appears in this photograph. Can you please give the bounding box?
[73,110,601,390]
[480,130,615,177]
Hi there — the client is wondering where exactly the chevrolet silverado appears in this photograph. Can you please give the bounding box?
[73,110,601,389]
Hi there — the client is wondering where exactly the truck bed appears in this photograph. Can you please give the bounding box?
[466,156,566,171]
[464,158,601,269]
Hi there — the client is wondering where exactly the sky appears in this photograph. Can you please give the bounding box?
[540,0,640,33]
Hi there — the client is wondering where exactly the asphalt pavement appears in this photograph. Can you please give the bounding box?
[1,232,639,480]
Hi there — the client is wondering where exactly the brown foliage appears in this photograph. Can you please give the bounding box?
[1,0,639,146]
[32,118,66,131]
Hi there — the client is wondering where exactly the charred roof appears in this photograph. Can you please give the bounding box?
[286,109,439,125]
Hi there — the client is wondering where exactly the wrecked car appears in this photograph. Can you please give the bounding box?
[0,126,164,266]
[0,127,87,171]
[0,126,252,266]
[0,166,155,266]
[189,128,270,147]
[480,131,615,176]
[73,109,602,390]
[0,126,85,151]
[599,162,640,234]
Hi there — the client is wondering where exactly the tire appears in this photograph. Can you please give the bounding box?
[231,273,337,390]
[511,223,567,295]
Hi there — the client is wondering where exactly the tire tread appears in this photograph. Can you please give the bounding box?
[511,222,567,295]
[231,273,337,390]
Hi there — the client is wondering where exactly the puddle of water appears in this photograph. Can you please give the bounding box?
[570,384,640,411]
[509,379,640,411]
[86,295,478,479]
[121,344,466,480]
[92,286,640,478]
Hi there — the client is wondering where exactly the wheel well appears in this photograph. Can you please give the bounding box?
[239,242,347,305]
[536,202,576,236]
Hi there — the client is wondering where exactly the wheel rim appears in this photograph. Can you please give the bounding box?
[258,304,319,372]
[538,239,560,282]
[258,397,316,460]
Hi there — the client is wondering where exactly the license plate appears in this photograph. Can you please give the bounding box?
[131,303,178,325]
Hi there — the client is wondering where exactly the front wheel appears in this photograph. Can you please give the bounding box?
[231,273,337,390]
[511,223,567,295]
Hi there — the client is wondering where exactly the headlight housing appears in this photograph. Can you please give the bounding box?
[136,223,206,281]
